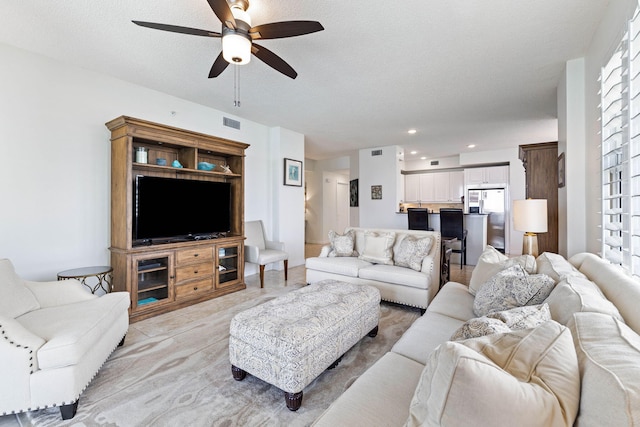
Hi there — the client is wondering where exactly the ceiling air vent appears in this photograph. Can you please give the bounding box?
[223,117,241,130]
[371,149,383,156]
[430,160,439,166]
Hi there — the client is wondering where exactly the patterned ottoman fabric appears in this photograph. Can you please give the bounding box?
[229,280,380,409]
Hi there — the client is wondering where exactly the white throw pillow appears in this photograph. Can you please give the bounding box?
[407,321,580,427]
[327,229,357,257]
[451,304,551,341]
[568,312,640,426]
[358,231,396,265]
[545,275,625,325]
[469,246,536,295]
[536,252,586,283]
[473,265,555,317]
[0,258,40,318]
[394,235,433,271]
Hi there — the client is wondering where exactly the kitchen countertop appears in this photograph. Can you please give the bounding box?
[396,211,488,215]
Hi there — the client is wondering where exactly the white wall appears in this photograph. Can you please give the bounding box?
[404,155,461,171]
[557,58,587,258]
[358,145,406,229]
[267,127,306,270]
[0,42,299,280]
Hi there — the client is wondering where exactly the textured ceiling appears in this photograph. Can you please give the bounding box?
[0,1,610,160]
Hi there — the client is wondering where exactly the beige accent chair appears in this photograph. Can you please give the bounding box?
[244,220,288,288]
[0,259,130,420]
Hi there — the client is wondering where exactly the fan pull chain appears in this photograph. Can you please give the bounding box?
[234,65,241,107]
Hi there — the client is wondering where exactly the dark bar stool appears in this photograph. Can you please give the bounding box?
[439,208,467,268]
[407,208,433,231]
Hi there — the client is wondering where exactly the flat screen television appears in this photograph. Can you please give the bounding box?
[133,175,231,244]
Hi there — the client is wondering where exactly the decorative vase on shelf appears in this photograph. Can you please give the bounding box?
[197,161,215,171]
[172,160,183,168]
[135,147,148,164]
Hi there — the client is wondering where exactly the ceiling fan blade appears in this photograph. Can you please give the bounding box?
[206,0,236,29]
[209,52,229,78]
[251,43,297,79]
[250,21,324,40]
[132,21,221,37]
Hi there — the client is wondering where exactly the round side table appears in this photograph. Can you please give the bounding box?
[57,266,113,294]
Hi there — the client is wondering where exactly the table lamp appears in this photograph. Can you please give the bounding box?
[513,199,547,257]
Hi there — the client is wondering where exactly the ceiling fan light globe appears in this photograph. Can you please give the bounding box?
[222,33,251,65]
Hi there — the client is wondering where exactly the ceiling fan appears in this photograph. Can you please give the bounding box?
[133,0,324,79]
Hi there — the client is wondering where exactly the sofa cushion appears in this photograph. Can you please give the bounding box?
[16,292,131,369]
[312,352,425,427]
[451,304,551,341]
[358,231,395,265]
[327,229,357,257]
[391,311,466,365]
[568,312,640,426]
[545,275,624,325]
[394,235,433,271]
[427,282,476,322]
[406,321,580,427]
[358,264,429,289]
[0,259,40,319]
[305,256,373,278]
[536,252,586,283]
[468,246,536,295]
[473,265,555,316]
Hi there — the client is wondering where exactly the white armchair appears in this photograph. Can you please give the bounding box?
[0,259,130,420]
[244,220,288,288]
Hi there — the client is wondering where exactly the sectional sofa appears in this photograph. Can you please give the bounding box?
[306,227,441,310]
[313,249,640,426]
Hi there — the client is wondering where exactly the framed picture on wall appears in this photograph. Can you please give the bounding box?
[350,179,359,207]
[284,158,303,186]
[371,185,382,200]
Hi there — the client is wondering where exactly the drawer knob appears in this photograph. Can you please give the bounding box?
[194,270,198,274]
[194,287,198,291]
[194,254,199,257]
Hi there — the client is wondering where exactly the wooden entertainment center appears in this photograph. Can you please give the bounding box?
[106,116,249,322]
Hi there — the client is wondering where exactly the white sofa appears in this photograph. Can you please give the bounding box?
[306,228,441,310]
[0,259,130,420]
[313,251,640,426]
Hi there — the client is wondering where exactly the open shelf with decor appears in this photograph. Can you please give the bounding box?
[107,116,249,322]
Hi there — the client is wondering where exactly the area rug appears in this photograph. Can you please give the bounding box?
[14,283,420,427]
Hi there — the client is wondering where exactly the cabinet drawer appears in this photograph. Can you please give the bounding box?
[176,247,213,265]
[175,262,213,283]
[175,278,213,298]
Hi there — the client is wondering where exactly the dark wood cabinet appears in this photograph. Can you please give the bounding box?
[519,142,558,254]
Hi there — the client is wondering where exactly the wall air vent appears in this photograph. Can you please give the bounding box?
[223,117,241,130]
[430,160,439,166]
[371,149,383,156]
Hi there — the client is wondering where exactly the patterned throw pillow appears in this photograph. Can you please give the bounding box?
[451,304,551,341]
[468,246,537,295]
[327,230,357,257]
[473,265,555,317]
[358,231,396,265]
[394,235,433,271]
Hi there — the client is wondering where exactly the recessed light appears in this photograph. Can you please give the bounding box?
[467,144,476,148]
[420,156,426,160]
[408,129,417,134]
[410,151,417,155]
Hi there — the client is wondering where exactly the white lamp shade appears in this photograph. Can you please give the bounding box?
[222,33,252,65]
[513,199,548,233]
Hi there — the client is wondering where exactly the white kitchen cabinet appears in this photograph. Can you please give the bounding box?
[464,166,509,186]
[404,174,420,201]
[449,171,464,202]
[404,171,464,202]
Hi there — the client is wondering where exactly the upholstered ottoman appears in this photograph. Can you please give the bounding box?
[229,280,380,411]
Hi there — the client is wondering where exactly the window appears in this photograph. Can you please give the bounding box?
[600,4,640,277]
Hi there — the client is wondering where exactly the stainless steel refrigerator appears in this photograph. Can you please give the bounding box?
[468,188,506,253]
